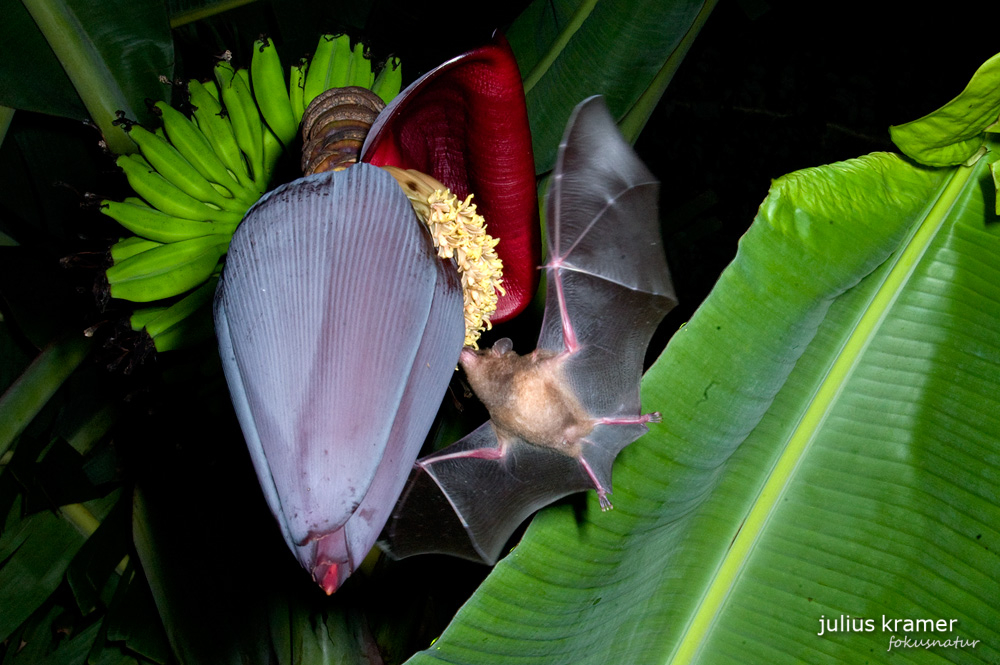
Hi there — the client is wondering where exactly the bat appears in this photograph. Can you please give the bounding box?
[379,96,678,565]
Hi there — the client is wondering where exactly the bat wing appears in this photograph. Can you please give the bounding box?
[380,97,676,565]
[380,421,596,564]
[539,95,677,430]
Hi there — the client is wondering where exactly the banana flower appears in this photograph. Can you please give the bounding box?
[214,37,538,594]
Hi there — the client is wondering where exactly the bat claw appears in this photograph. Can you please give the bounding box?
[647,411,662,423]
[597,491,613,512]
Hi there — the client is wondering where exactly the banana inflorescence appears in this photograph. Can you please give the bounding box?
[101,34,402,351]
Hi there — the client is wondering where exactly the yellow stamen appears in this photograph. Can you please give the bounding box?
[382,166,504,348]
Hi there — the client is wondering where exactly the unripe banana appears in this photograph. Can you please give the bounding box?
[216,62,265,191]
[101,198,239,243]
[130,305,168,331]
[111,236,163,262]
[115,154,244,224]
[203,79,220,102]
[372,57,402,105]
[102,35,408,352]
[141,276,218,351]
[348,41,373,89]
[154,101,254,204]
[237,67,268,190]
[262,125,282,187]
[251,37,298,146]
[188,79,255,193]
[126,124,248,213]
[290,59,308,125]
[303,34,337,108]
[106,234,230,302]
[328,34,353,89]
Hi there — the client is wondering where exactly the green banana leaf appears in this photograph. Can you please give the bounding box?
[507,0,718,173]
[890,52,1000,167]
[0,0,173,152]
[405,138,1000,662]
[0,0,87,120]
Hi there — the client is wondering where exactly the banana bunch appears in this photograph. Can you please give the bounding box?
[128,277,219,352]
[101,34,403,351]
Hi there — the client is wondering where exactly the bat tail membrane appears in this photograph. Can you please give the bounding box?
[580,422,650,498]
[215,164,464,592]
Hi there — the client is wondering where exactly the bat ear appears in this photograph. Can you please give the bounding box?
[492,337,514,356]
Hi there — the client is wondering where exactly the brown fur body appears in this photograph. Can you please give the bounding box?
[459,341,594,457]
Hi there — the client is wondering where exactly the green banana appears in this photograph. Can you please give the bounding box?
[111,236,163,262]
[289,59,308,125]
[154,101,254,204]
[126,124,248,213]
[203,79,220,102]
[116,154,244,224]
[106,234,230,302]
[99,34,411,350]
[251,37,297,146]
[216,62,265,192]
[262,125,282,187]
[188,79,255,193]
[129,305,168,331]
[348,41,373,88]
[328,34,353,89]
[140,276,218,351]
[101,198,239,243]
[303,34,337,108]
[237,67,267,189]
[372,57,402,105]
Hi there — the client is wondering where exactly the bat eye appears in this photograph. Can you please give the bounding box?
[492,337,513,356]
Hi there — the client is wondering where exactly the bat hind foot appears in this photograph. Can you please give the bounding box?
[580,457,614,511]
[599,412,662,426]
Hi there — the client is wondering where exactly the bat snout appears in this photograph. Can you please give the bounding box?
[459,347,479,368]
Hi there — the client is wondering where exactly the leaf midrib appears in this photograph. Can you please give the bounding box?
[665,159,976,665]
[522,0,599,94]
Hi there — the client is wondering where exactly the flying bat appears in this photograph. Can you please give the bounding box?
[379,96,678,565]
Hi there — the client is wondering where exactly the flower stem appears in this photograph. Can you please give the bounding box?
[20,0,137,154]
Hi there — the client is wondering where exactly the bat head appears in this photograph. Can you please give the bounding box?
[459,338,520,407]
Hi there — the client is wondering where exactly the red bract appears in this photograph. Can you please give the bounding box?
[361,36,540,323]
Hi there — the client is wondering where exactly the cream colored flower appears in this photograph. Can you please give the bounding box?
[382,166,505,347]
